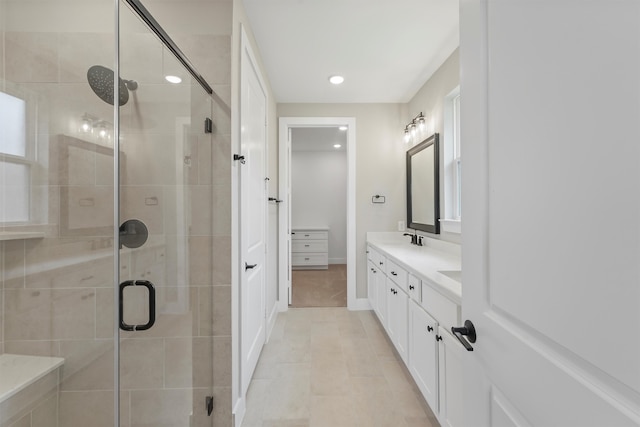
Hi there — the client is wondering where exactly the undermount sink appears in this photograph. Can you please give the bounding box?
[438,270,462,283]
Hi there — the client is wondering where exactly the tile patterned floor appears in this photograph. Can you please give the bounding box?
[291,265,347,308]
[241,308,440,427]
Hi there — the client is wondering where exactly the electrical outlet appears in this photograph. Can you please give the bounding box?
[398,220,406,231]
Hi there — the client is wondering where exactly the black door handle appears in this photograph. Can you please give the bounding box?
[409,285,415,290]
[427,325,433,332]
[451,320,477,351]
[119,280,156,331]
[245,262,257,271]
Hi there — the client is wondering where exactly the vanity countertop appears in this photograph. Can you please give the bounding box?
[366,232,462,303]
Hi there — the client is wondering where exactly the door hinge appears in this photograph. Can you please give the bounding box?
[233,154,246,164]
[206,396,213,416]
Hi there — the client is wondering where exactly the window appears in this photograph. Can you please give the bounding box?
[442,86,461,233]
[0,91,31,223]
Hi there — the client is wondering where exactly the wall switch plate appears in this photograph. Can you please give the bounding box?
[398,220,405,231]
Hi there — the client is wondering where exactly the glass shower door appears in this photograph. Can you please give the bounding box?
[117,3,214,425]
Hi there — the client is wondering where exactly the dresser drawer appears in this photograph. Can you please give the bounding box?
[292,231,327,240]
[386,258,408,291]
[292,240,328,253]
[292,253,328,266]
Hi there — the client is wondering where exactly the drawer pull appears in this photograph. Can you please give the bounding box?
[304,234,310,237]
[391,271,397,276]
[379,261,384,266]
[304,244,310,247]
[436,335,443,342]
[409,285,415,290]
[427,325,434,332]
[305,258,310,261]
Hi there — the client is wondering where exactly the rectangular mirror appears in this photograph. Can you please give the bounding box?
[406,133,440,234]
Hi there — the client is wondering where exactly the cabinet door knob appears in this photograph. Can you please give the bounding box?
[451,320,477,351]
[427,325,433,332]
[409,285,415,290]
[391,271,397,276]
[436,335,443,342]
[379,261,384,266]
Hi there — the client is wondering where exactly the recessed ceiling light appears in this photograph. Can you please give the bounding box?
[329,75,344,85]
[338,126,348,131]
[165,75,182,84]
[333,144,342,148]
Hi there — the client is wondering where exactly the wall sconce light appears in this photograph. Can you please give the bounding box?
[403,112,426,144]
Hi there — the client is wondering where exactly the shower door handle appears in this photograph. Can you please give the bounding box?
[119,280,156,331]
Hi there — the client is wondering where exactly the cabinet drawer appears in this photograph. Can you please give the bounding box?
[292,253,328,266]
[292,240,328,253]
[408,274,421,302]
[292,231,327,240]
[386,259,408,291]
[370,249,386,273]
[421,281,460,330]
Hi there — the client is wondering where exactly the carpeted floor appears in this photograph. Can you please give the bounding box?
[291,264,347,307]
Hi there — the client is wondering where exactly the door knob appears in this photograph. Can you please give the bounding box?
[451,320,477,351]
[245,262,257,271]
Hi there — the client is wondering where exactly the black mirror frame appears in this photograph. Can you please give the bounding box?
[406,133,440,234]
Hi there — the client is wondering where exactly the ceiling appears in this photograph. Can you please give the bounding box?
[291,127,347,152]
[241,0,459,104]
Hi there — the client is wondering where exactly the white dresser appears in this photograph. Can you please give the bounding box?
[291,227,329,269]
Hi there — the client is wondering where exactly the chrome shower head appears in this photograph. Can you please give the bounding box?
[87,65,138,106]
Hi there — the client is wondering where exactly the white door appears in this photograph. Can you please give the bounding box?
[240,32,267,396]
[461,1,640,425]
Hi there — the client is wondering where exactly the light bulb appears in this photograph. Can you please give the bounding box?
[333,144,341,148]
[165,75,182,84]
[329,75,344,85]
[404,129,411,143]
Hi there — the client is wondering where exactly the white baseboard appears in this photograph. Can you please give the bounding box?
[349,297,372,311]
[266,302,278,342]
[233,396,246,427]
[329,258,347,264]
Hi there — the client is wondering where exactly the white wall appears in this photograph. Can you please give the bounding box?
[277,103,405,299]
[291,150,347,263]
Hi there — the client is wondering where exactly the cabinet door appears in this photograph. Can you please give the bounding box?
[437,327,465,427]
[367,260,378,313]
[409,300,438,414]
[387,278,409,364]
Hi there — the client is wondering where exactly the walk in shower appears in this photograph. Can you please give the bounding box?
[1,0,220,425]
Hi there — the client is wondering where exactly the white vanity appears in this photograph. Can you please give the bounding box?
[367,232,465,427]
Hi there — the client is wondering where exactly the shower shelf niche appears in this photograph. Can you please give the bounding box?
[0,231,45,241]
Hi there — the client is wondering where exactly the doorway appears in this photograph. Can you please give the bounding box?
[289,127,347,307]
[278,117,356,311]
